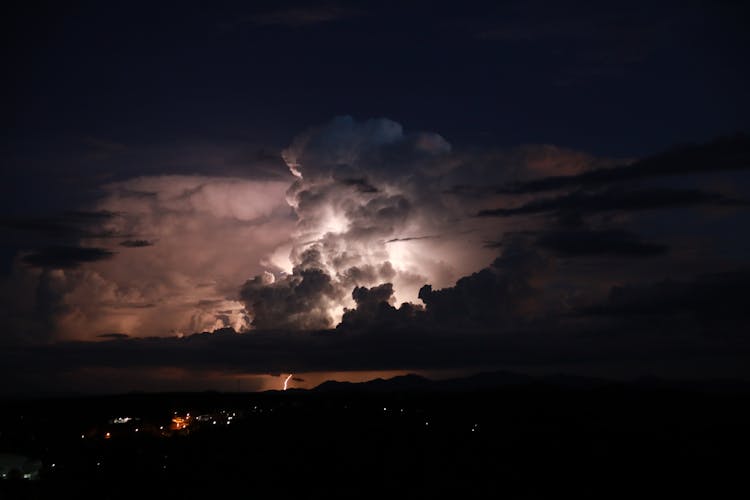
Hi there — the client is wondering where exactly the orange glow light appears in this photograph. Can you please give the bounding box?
[171,416,191,431]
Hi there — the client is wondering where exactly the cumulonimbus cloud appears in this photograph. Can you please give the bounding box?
[240,115,506,329]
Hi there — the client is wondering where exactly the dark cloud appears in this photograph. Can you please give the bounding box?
[417,242,551,329]
[334,236,558,333]
[21,246,115,269]
[4,310,750,395]
[240,248,344,330]
[536,229,668,257]
[119,239,154,248]
[110,303,156,309]
[339,283,422,330]
[478,187,742,218]
[352,282,394,306]
[501,134,750,194]
[1,211,129,276]
[582,270,750,338]
[1,212,125,240]
[97,333,130,339]
[385,235,439,243]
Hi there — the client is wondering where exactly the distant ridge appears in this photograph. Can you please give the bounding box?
[307,370,750,394]
[312,371,605,393]
[315,374,432,392]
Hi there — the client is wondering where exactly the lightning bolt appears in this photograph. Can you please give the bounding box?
[283,373,293,391]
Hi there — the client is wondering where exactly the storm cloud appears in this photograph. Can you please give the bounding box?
[240,116,498,329]
[582,269,750,338]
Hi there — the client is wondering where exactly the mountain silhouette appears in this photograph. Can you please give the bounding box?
[312,370,606,392]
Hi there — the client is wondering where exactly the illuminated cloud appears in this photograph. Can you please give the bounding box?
[3,176,295,341]
[241,116,499,329]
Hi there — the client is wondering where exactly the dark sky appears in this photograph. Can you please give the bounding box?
[2,0,749,394]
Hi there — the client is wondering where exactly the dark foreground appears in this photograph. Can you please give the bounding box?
[1,376,748,499]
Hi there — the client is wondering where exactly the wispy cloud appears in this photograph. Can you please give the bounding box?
[22,246,115,269]
[119,239,154,248]
[478,187,744,218]
[498,135,750,194]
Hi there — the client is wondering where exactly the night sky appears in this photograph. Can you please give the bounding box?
[2,0,750,394]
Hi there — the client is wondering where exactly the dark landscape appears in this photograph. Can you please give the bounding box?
[2,372,749,498]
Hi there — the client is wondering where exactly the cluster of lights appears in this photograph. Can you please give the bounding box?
[84,405,483,446]
[112,410,239,435]
[110,417,137,424]
[171,415,191,431]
